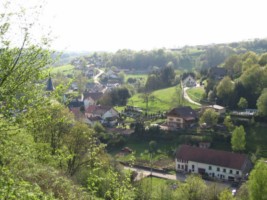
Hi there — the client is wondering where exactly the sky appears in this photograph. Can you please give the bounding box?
[3,0,267,52]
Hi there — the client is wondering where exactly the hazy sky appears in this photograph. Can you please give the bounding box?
[5,0,267,52]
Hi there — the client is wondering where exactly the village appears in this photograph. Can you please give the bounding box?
[46,53,266,197]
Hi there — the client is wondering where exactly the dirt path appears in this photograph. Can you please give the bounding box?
[183,86,201,106]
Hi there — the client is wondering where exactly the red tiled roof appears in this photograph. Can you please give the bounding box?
[85,105,113,115]
[176,145,249,170]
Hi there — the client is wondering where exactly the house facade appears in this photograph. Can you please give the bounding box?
[182,75,196,87]
[166,106,197,129]
[175,145,252,181]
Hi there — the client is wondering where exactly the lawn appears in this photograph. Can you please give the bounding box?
[128,85,199,113]
[136,177,180,199]
[186,87,205,103]
[50,64,75,74]
[125,73,148,82]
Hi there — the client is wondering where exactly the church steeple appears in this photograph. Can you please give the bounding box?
[46,74,54,91]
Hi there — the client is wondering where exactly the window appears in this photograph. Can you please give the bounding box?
[223,169,226,173]
[192,165,195,169]
[236,171,239,175]
[229,170,233,174]
[217,167,220,172]
[182,165,184,169]
[178,164,180,169]
[209,166,212,170]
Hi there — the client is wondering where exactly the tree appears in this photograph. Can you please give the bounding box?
[257,89,267,116]
[238,97,248,110]
[75,72,87,94]
[25,102,74,155]
[248,161,267,200]
[223,116,234,132]
[64,122,104,176]
[218,189,236,200]
[231,125,246,152]
[176,175,207,200]
[0,4,53,122]
[216,76,235,106]
[199,109,219,127]
[258,52,267,66]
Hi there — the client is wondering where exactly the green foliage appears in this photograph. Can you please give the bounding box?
[145,65,176,91]
[176,175,207,200]
[50,64,75,75]
[231,125,246,152]
[238,97,248,110]
[100,86,131,106]
[218,189,236,200]
[64,121,104,176]
[248,161,267,200]
[257,89,267,116]
[93,121,106,134]
[199,109,219,127]
[216,76,235,106]
[223,116,234,132]
[0,167,54,200]
[186,87,205,103]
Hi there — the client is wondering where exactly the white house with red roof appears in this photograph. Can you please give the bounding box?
[175,145,252,181]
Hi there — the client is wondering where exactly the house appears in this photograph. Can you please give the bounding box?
[85,105,119,126]
[86,116,102,126]
[202,104,226,115]
[83,92,103,109]
[209,67,227,80]
[181,74,196,87]
[166,106,197,129]
[105,69,119,79]
[175,145,252,181]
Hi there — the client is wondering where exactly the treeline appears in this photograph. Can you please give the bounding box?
[71,39,267,71]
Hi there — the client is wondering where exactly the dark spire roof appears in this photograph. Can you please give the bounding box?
[46,75,54,91]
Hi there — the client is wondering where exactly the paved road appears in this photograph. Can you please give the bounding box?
[124,166,232,189]
[93,68,104,84]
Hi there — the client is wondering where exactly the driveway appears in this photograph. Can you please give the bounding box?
[124,166,233,189]
[183,86,201,106]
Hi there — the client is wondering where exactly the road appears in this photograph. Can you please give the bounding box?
[124,166,232,189]
[93,68,104,84]
[182,86,202,106]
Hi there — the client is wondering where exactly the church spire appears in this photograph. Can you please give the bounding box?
[46,73,54,91]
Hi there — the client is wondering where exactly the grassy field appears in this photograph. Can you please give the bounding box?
[125,73,148,81]
[128,85,200,113]
[186,87,205,103]
[136,177,180,199]
[50,64,75,74]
